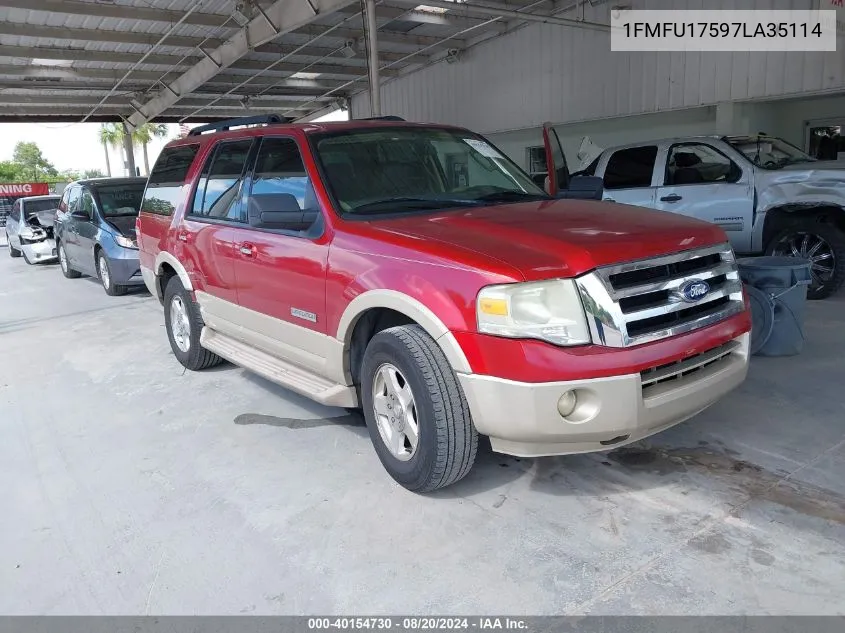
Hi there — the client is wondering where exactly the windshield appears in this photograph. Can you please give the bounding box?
[727,136,815,170]
[94,184,145,217]
[23,198,60,218]
[311,127,548,215]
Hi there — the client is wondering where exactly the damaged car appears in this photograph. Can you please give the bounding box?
[54,177,147,296]
[4,194,61,265]
[579,134,845,299]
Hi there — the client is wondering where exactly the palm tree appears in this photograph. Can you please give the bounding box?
[133,123,169,175]
[98,123,123,177]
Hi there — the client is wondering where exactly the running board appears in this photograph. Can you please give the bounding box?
[200,328,358,408]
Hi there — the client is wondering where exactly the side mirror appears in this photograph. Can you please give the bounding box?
[555,175,604,200]
[250,210,318,232]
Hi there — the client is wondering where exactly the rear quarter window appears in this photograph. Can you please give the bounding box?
[141,144,200,216]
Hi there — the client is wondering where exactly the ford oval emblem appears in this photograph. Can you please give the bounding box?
[680,279,710,302]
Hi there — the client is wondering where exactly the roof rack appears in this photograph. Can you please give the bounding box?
[359,116,406,121]
[188,114,285,136]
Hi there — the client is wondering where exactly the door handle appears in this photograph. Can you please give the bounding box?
[604,197,616,203]
[660,194,683,203]
[238,243,256,257]
[177,232,189,243]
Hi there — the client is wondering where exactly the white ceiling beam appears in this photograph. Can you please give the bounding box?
[0,22,427,64]
[0,0,231,28]
[129,0,358,126]
[0,45,394,78]
[0,94,316,110]
[0,64,348,89]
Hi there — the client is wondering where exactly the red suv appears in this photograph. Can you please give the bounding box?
[137,116,751,492]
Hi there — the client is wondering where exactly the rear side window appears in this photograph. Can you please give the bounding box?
[142,144,200,216]
[10,199,21,221]
[604,146,658,189]
[190,139,254,222]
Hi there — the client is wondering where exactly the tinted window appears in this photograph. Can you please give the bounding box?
[66,186,82,213]
[79,190,96,219]
[10,199,21,221]
[23,198,60,218]
[191,139,254,221]
[666,144,740,185]
[604,146,658,189]
[95,184,145,217]
[142,144,200,216]
[312,127,545,215]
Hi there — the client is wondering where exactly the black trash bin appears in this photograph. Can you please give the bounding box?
[737,256,812,356]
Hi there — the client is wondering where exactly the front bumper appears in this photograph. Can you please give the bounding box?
[20,238,57,263]
[105,249,144,285]
[458,332,750,457]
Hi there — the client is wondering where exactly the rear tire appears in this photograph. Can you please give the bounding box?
[766,222,845,300]
[163,275,223,371]
[58,241,81,278]
[360,324,477,492]
[98,252,127,296]
[7,233,21,258]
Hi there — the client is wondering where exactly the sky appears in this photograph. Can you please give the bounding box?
[0,108,349,178]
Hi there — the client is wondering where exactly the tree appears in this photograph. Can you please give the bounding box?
[98,123,123,177]
[0,160,24,182]
[12,142,58,181]
[97,122,169,176]
[60,168,82,182]
[133,123,169,175]
[83,168,106,179]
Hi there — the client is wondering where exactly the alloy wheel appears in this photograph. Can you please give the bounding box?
[771,231,835,292]
[169,295,192,353]
[371,363,420,461]
[99,256,111,290]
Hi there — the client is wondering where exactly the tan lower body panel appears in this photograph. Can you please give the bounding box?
[200,328,357,407]
[459,333,750,457]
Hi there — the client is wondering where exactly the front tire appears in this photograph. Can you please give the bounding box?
[360,325,477,492]
[98,252,127,296]
[58,241,81,278]
[766,222,845,300]
[7,233,21,258]
[163,275,223,371]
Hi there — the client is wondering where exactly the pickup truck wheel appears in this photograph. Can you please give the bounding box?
[57,242,81,278]
[163,275,224,371]
[7,233,21,258]
[766,223,845,300]
[360,325,477,492]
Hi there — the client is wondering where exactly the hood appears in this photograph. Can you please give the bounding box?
[363,200,728,281]
[776,159,845,172]
[105,215,137,238]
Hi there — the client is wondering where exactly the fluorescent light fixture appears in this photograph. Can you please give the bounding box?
[31,58,73,67]
[414,0,463,12]
[290,72,320,79]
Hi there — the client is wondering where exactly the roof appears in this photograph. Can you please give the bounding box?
[73,176,148,187]
[0,0,571,124]
[18,194,61,202]
[166,117,464,146]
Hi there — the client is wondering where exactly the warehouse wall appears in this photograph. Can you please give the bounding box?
[352,0,845,135]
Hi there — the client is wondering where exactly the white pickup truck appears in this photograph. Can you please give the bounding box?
[579,135,845,299]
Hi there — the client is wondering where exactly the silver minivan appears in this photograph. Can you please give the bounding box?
[4,195,61,264]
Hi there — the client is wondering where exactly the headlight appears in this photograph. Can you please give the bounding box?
[477,279,591,346]
[114,234,138,249]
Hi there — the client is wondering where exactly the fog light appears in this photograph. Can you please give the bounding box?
[557,390,578,417]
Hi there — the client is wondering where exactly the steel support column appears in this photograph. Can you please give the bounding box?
[364,0,381,116]
[122,121,137,177]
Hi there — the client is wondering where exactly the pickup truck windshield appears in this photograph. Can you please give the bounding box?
[94,184,146,217]
[727,136,815,170]
[311,127,549,215]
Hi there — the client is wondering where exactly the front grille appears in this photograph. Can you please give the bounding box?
[640,340,739,392]
[576,244,746,347]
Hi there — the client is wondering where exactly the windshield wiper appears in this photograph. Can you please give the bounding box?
[351,197,481,214]
[474,191,550,203]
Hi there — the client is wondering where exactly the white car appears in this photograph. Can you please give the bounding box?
[581,135,845,299]
[4,194,61,264]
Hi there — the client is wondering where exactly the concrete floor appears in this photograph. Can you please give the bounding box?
[1,235,844,616]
